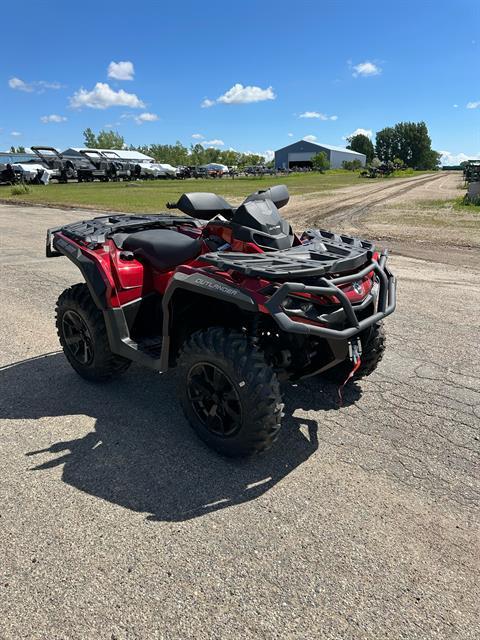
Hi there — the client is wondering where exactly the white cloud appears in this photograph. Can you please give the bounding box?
[134,112,158,124]
[40,114,67,123]
[69,82,145,109]
[10,131,22,137]
[108,61,135,81]
[202,83,275,107]
[466,101,480,109]
[439,150,480,166]
[352,61,381,77]
[453,104,459,108]
[219,83,275,104]
[38,81,63,90]
[303,135,317,143]
[344,128,373,140]
[299,111,337,121]
[192,133,204,139]
[300,111,323,119]
[202,139,225,147]
[8,77,63,92]
[288,132,293,137]
[230,148,275,162]
[9,77,33,92]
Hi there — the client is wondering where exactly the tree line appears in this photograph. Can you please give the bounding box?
[346,121,440,170]
[82,128,266,167]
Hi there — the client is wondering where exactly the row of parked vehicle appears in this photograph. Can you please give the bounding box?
[0,147,184,186]
[0,147,288,186]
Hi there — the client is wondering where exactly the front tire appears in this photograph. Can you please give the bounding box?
[177,328,283,457]
[56,283,131,382]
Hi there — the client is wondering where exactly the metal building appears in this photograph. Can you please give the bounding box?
[274,140,366,170]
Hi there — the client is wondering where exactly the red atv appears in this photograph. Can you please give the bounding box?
[46,185,396,457]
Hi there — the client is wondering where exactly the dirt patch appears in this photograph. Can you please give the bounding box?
[284,172,480,267]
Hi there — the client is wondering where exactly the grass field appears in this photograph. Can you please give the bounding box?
[414,196,480,213]
[0,170,428,213]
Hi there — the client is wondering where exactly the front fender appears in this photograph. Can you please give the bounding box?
[159,271,257,371]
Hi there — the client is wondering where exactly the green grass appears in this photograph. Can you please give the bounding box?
[454,195,480,211]
[414,197,480,213]
[0,170,433,213]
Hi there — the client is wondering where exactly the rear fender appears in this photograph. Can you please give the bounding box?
[52,233,116,309]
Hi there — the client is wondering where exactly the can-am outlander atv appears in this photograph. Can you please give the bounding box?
[46,185,396,457]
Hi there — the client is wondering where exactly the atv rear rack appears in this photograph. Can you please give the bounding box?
[46,214,201,254]
[264,253,396,340]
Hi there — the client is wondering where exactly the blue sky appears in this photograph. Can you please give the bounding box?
[0,0,478,164]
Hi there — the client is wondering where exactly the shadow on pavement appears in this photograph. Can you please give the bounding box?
[1,352,361,521]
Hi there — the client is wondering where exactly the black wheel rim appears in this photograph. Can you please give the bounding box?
[187,363,242,437]
[62,310,94,365]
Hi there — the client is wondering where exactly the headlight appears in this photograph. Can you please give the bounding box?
[283,296,314,315]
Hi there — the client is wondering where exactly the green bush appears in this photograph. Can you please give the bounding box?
[10,184,30,196]
[342,159,362,171]
[311,152,329,173]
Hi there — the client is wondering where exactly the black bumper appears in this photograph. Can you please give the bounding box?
[265,253,396,340]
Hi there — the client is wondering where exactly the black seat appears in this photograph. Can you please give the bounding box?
[123,229,202,271]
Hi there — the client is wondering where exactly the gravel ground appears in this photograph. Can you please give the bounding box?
[0,203,479,639]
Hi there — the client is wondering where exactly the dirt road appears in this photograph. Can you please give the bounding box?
[0,201,479,639]
[288,172,445,224]
[286,172,480,266]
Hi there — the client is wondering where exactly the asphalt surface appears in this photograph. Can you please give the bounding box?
[0,203,479,639]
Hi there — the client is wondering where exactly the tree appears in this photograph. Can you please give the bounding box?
[78,131,268,168]
[83,128,125,149]
[419,149,441,170]
[96,130,125,149]
[375,127,397,164]
[375,121,439,170]
[83,128,97,148]
[311,152,329,173]
[346,134,374,163]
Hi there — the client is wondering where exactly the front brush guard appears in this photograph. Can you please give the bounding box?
[265,253,396,340]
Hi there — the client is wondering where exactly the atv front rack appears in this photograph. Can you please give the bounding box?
[200,237,373,278]
[264,253,396,340]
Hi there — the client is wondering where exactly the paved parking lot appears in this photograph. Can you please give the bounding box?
[1,203,479,639]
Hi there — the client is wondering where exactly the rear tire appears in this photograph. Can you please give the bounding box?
[177,328,283,457]
[56,283,131,382]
